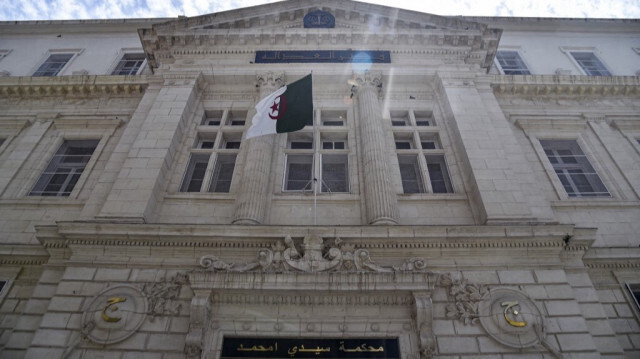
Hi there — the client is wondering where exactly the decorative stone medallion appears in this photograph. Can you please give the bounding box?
[478,288,545,348]
[82,285,148,344]
[303,10,335,28]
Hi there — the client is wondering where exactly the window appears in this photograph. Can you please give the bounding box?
[209,154,237,192]
[321,155,348,192]
[392,111,454,194]
[495,51,531,75]
[425,155,453,193]
[202,110,222,126]
[30,140,99,196]
[391,111,409,126]
[180,112,243,193]
[33,54,74,76]
[283,115,350,193]
[321,110,346,126]
[284,154,314,191]
[570,52,611,76]
[226,110,247,126]
[180,154,209,192]
[627,284,640,312]
[112,53,146,75]
[414,111,433,126]
[398,155,424,193]
[540,139,609,197]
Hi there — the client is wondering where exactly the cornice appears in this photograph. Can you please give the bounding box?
[0,75,149,98]
[490,75,640,97]
[210,291,414,306]
[0,244,50,266]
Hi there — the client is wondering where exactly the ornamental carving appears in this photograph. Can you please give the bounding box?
[438,273,488,325]
[142,272,189,320]
[256,71,285,91]
[351,70,383,91]
[200,235,429,273]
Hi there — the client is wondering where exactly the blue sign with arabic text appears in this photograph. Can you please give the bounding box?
[255,50,391,64]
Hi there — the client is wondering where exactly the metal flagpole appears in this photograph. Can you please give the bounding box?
[311,71,317,225]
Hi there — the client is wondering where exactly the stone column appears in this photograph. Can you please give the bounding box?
[232,72,284,224]
[352,71,399,225]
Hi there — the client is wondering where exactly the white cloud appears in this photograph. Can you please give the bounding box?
[0,0,638,20]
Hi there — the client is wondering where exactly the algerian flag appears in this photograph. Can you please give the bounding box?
[245,74,313,139]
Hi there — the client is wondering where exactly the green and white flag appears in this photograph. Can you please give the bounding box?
[245,74,313,139]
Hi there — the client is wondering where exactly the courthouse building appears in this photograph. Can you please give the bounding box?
[1,0,640,358]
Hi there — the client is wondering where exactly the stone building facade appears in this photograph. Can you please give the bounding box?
[0,0,639,358]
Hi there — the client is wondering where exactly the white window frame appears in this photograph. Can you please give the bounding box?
[495,49,532,75]
[109,49,147,76]
[179,109,244,193]
[31,49,83,77]
[391,109,454,195]
[560,47,612,76]
[23,128,110,199]
[536,137,611,199]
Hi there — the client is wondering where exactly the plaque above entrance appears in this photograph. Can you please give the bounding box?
[255,50,391,64]
[221,337,400,359]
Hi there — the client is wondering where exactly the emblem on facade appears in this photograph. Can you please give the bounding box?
[81,285,148,345]
[438,273,488,325]
[303,10,335,28]
[200,235,431,273]
[142,272,189,320]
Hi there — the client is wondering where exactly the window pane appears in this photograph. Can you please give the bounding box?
[425,154,453,193]
[210,154,236,193]
[398,155,424,193]
[30,139,99,196]
[180,154,210,192]
[496,51,531,75]
[321,155,348,193]
[395,141,412,150]
[540,139,609,197]
[570,52,611,76]
[33,54,73,77]
[112,53,146,75]
[285,155,313,191]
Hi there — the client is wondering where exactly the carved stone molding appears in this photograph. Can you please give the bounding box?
[0,75,148,98]
[142,272,189,320]
[199,235,428,273]
[438,273,488,325]
[412,292,435,359]
[256,71,285,91]
[491,74,640,97]
[185,289,211,359]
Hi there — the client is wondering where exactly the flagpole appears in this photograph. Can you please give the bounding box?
[311,72,317,226]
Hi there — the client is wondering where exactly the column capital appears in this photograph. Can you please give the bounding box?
[256,71,285,91]
[351,70,383,93]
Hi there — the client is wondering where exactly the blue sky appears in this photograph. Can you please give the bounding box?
[1,0,639,21]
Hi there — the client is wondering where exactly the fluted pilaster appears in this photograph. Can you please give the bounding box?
[353,71,399,225]
[232,72,285,224]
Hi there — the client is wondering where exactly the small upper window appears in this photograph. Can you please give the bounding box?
[30,140,99,196]
[495,51,531,75]
[627,283,640,313]
[112,53,146,75]
[570,52,611,76]
[33,54,74,77]
[540,139,609,197]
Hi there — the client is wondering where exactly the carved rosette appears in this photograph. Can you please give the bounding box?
[199,236,429,273]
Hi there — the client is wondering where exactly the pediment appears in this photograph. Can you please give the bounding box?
[152,0,489,34]
[139,0,501,71]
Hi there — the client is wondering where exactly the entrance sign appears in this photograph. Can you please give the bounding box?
[255,51,391,64]
[221,337,400,359]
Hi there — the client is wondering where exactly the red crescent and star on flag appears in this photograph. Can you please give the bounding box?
[268,95,287,120]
